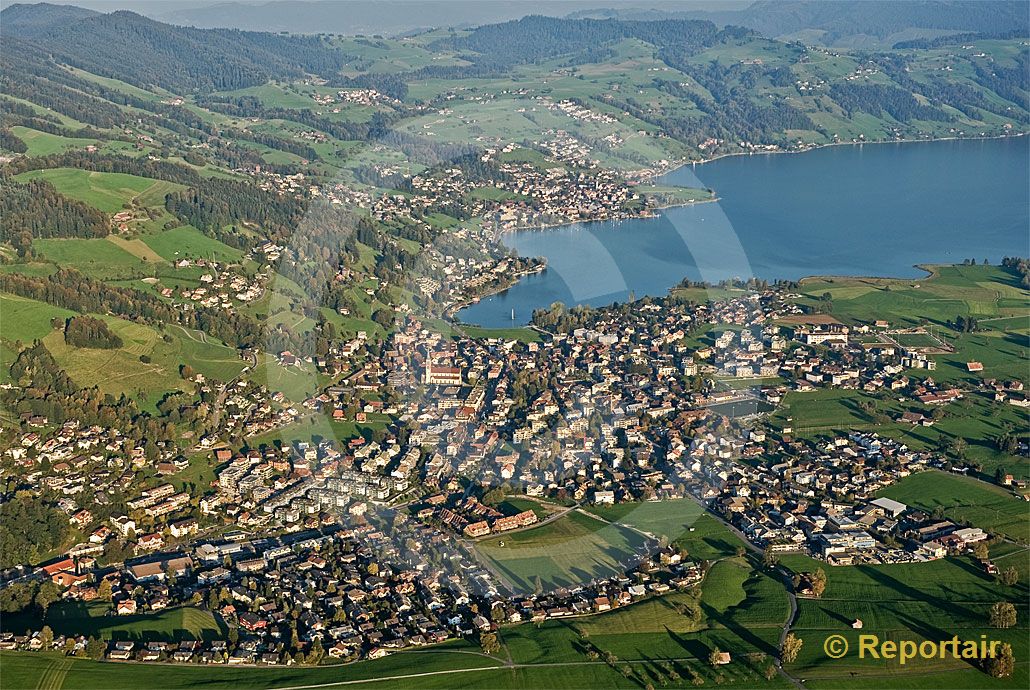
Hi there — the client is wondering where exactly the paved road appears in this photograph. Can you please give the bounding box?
[686,496,805,689]
[267,654,763,690]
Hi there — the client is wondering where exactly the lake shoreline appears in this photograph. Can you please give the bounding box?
[456,134,1028,328]
[669,130,1029,174]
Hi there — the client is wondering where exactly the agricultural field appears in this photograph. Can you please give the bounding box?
[782,553,1029,688]
[796,264,1030,330]
[0,643,505,690]
[142,225,244,263]
[0,9,1027,690]
[474,509,651,593]
[32,237,153,280]
[9,126,101,155]
[0,293,76,344]
[0,602,225,643]
[496,555,790,686]
[878,471,1030,543]
[13,168,185,214]
[771,384,1029,481]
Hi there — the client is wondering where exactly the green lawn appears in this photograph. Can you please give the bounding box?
[583,498,704,543]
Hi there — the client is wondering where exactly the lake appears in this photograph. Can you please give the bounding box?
[457,136,1029,328]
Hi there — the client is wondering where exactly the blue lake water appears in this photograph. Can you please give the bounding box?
[457,136,1030,328]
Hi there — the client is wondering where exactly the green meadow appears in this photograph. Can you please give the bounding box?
[771,386,1029,481]
[142,225,244,263]
[782,552,1029,688]
[0,602,224,643]
[9,126,101,156]
[38,313,243,408]
[33,237,152,280]
[14,168,184,213]
[0,293,76,344]
[878,471,1029,543]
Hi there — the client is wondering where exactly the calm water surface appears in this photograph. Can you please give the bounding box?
[458,136,1030,327]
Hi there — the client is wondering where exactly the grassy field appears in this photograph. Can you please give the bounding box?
[0,292,75,377]
[496,553,790,685]
[33,237,151,280]
[0,602,224,643]
[9,126,101,156]
[0,293,75,344]
[771,386,1029,480]
[41,315,244,409]
[475,509,651,593]
[782,552,1029,687]
[143,226,243,263]
[878,470,1029,543]
[244,411,391,450]
[14,168,185,214]
[795,265,1029,383]
[0,643,505,690]
[584,498,703,542]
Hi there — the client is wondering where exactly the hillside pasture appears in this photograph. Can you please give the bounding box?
[14,168,184,213]
[41,317,243,408]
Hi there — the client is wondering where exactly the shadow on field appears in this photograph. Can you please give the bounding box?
[856,565,982,626]
[700,602,777,656]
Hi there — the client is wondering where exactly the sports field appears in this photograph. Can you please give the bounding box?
[475,509,651,593]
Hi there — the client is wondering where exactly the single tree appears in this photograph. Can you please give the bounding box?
[989,602,1017,629]
[781,633,803,664]
[39,625,54,649]
[984,643,1015,678]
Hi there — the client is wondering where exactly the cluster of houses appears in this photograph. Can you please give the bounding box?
[161,261,265,308]
[411,493,540,537]
[12,501,713,667]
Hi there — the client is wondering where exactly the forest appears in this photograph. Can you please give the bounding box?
[0,177,110,251]
[63,315,123,349]
[2,5,352,93]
